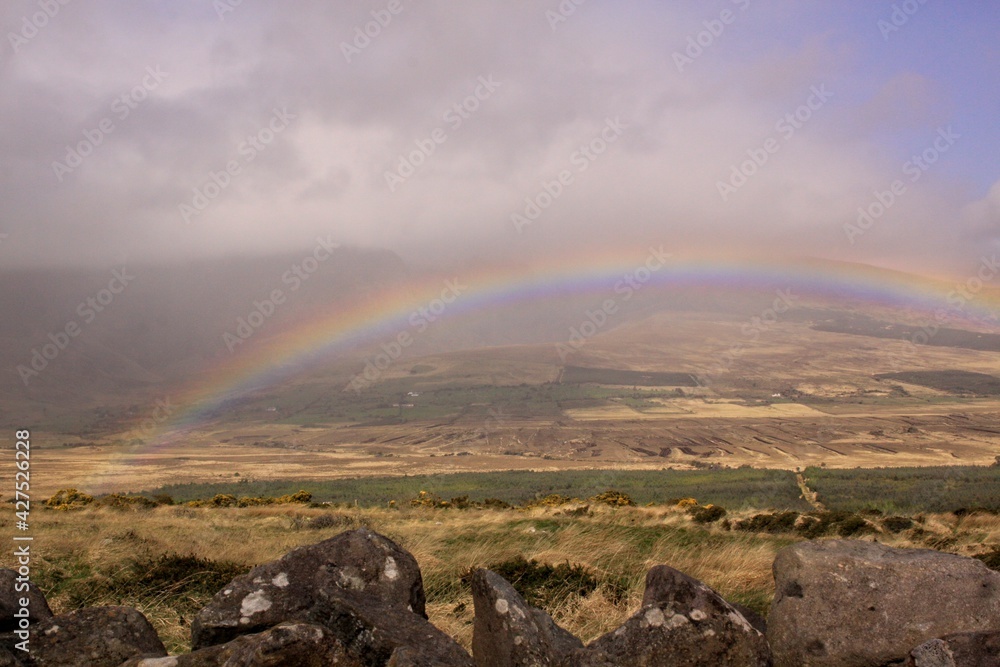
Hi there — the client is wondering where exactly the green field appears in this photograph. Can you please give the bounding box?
[805,465,1000,513]
[141,465,1000,515]
[146,467,809,510]
[221,379,694,427]
[561,366,700,386]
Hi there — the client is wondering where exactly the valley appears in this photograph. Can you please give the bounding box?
[20,309,1000,496]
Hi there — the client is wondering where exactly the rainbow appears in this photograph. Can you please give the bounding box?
[86,251,1000,492]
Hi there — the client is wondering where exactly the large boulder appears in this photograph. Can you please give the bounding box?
[192,529,471,666]
[28,606,166,667]
[120,622,357,666]
[470,568,582,666]
[908,631,1000,667]
[0,646,19,667]
[0,568,52,632]
[130,612,472,667]
[126,605,472,666]
[562,565,771,666]
[192,528,425,649]
[768,540,1000,667]
[220,622,350,667]
[305,587,473,666]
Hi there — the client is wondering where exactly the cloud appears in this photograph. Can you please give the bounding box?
[0,0,993,276]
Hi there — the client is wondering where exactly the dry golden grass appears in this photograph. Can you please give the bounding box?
[3,502,997,655]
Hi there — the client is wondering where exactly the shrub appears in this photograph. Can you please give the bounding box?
[735,511,800,533]
[954,507,995,517]
[689,504,727,524]
[463,556,612,607]
[236,496,275,507]
[45,488,94,509]
[95,494,157,510]
[975,546,1000,571]
[881,516,914,533]
[410,490,446,508]
[529,494,575,508]
[276,490,313,504]
[447,495,473,509]
[209,494,237,507]
[794,510,871,539]
[589,490,636,507]
[836,514,871,537]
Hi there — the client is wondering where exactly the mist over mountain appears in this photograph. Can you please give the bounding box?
[4,242,996,435]
[0,250,498,396]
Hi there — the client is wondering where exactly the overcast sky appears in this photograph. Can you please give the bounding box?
[0,1,997,275]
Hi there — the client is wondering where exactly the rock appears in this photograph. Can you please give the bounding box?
[0,645,19,667]
[119,622,358,666]
[192,528,425,650]
[768,540,1000,667]
[306,589,473,666]
[0,568,53,632]
[125,605,472,666]
[909,639,957,667]
[730,602,767,635]
[0,567,52,663]
[470,568,582,666]
[643,568,766,633]
[563,565,771,666]
[28,606,166,667]
[192,529,469,666]
[220,622,351,667]
[120,653,208,666]
[908,631,1000,667]
[0,635,19,663]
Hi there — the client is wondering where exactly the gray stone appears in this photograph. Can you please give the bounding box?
[910,639,958,667]
[218,622,352,667]
[909,631,1000,667]
[29,606,166,667]
[306,589,473,666]
[191,529,469,665]
[731,602,767,636]
[120,622,358,666]
[0,635,21,663]
[768,540,1000,667]
[646,569,766,632]
[192,528,425,650]
[470,568,582,666]
[0,568,52,632]
[0,645,19,667]
[562,565,771,666]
